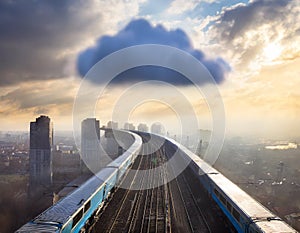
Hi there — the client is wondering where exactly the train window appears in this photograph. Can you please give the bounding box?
[241,216,247,225]
[226,200,232,212]
[72,209,83,228]
[232,207,240,222]
[214,188,220,198]
[249,227,260,233]
[84,200,91,213]
[220,194,226,205]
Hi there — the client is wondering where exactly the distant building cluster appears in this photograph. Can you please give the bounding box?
[27,115,157,187]
[27,115,212,187]
[28,116,205,192]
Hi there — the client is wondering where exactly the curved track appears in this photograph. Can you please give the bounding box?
[90,136,231,233]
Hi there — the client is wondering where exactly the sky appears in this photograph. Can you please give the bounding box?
[0,0,299,140]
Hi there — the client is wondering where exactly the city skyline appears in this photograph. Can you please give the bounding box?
[0,0,299,141]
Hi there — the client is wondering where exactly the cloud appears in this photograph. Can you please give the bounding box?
[77,18,230,85]
[213,0,290,40]
[0,79,76,115]
[0,0,101,86]
[166,0,215,15]
[0,0,146,87]
[0,77,83,130]
[167,0,199,15]
[203,0,300,72]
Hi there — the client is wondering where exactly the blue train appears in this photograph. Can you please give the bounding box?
[16,130,142,233]
[153,133,297,233]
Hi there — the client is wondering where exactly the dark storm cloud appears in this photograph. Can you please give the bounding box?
[214,0,291,41]
[77,19,230,85]
[205,0,295,69]
[0,0,101,86]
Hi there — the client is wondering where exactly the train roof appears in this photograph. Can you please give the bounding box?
[16,222,59,233]
[211,173,295,232]
[165,136,297,233]
[32,167,117,225]
[31,130,142,225]
[16,130,143,232]
[107,147,137,167]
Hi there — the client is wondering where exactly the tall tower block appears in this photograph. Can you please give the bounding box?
[29,115,53,187]
[81,118,101,172]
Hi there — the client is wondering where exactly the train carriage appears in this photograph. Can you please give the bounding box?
[16,130,142,233]
[167,135,297,233]
[136,132,297,233]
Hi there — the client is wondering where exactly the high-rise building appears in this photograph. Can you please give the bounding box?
[107,121,118,129]
[29,115,53,187]
[124,122,135,131]
[199,129,211,143]
[138,123,148,132]
[151,123,163,135]
[81,118,101,172]
[198,129,211,152]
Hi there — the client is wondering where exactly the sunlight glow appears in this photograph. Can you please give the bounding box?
[264,43,282,61]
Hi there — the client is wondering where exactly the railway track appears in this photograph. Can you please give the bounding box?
[93,137,169,233]
[128,143,155,232]
[92,137,229,233]
[180,171,212,232]
[87,148,145,232]
[143,147,166,233]
[136,142,167,233]
[165,144,212,233]
[107,145,150,232]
